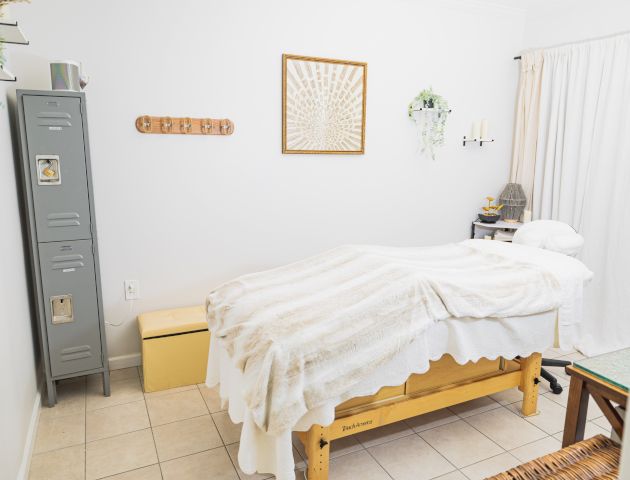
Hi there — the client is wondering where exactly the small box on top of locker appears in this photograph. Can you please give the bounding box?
[16,90,110,407]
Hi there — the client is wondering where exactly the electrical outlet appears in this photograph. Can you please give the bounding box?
[124,280,139,300]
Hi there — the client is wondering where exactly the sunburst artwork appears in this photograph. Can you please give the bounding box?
[282,54,367,154]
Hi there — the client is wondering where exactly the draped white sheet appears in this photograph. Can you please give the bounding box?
[532,33,630,355]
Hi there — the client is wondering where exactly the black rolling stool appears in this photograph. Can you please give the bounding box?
[540,358,571,394]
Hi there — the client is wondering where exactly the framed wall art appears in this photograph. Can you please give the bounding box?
[282,54,367,154]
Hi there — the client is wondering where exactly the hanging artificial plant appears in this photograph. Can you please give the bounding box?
[408,87,450,160]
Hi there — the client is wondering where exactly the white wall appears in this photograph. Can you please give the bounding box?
[10,0,526,362]
[0,74,40,479]
[523,0,630,49]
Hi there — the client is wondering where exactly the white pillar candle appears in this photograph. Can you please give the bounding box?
[470,121,481,140]
[523,210,532,223]
[480,119,489,139]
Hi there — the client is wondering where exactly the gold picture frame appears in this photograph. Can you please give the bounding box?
[282,54,367,155]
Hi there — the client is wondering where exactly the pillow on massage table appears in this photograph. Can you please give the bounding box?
[512,220,584,257]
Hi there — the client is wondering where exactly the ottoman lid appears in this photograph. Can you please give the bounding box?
[138,305,207,339]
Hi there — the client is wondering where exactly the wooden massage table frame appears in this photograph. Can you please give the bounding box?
[296,352,542,480]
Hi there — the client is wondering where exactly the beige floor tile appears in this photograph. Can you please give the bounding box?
[460,452,521,480]
[509,436,561,463]
[58,376,87,386]
[330,435,364,459]
[212,410,243,445]
[292,445,306,469]
[102,464,162,479]
[489,387,525,406]
[465,407,547,450]
[87,377,144,411]
[552,421,610,442]
[292,432,308,461]
[29,444,85,480]
[543,347,576,359]
[160,448,239,480]
[226,443,274,479]
[40,381,86,419]
[557,352,586,362]
[368,434,455,480]
[585,422,610,439]
[592,415,613,431]
[34,413,85,454]
[405,408,459,433]
[86,400,150,442]
[144,384,197,398]
[506,395,567,435]
[86,428,158,479]
[546,367,571,383]
[198,383,225,413]
[153,415,222,461]
[448,396,501,418]
[354,420,414,448]
[542,348,564,359]
[88,368,139,386]
[419,420,503,468]
[542,390,604,419]
[431,471,467,480]
[328,450,390,480]
[146,389,208,426]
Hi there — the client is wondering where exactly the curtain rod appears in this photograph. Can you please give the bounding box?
[514,29,630,61]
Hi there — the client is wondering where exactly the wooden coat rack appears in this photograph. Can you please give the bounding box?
[135,115,234,135]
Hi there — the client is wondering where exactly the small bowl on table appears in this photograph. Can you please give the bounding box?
[478,213,500,224]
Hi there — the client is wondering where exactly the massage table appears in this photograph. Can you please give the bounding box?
[206,240,592,480]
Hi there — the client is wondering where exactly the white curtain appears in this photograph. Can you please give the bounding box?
[532,33,630,355]
[510,50,544,209]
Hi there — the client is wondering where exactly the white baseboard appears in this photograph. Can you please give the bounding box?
[108,352,142,370]
[17,390,41,480]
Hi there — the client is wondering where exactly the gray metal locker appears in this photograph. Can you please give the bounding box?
[17,90,110,407]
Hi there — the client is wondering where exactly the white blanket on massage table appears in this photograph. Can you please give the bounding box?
[206,240,592,478]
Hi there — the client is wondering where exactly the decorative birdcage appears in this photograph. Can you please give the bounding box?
[499,183,526,223]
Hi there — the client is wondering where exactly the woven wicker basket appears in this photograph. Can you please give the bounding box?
[487,435,620,480]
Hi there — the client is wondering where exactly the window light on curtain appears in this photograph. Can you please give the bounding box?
[511,32,630,355]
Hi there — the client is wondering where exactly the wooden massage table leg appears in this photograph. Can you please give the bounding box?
[519,352,542,416]
[305,425,330,480]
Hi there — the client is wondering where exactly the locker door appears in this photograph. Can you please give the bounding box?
[38,239,103,376]
[23,95,92,242]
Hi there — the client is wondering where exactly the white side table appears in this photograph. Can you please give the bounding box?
[470,220,523,241]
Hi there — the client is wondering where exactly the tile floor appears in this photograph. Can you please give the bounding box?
[28,350,613,480]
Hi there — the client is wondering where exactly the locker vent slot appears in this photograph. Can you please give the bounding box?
[49,220,81,227]
[37,119,72,127]
[61,345,92,362]
[47,212,80,228]
[36,112,72,127]
[51,253,85,270]
[37,111,71,118]
[52,261,84,269]
[51,254,83,261]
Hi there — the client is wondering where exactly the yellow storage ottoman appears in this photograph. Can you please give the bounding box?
[138,305,209,393]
